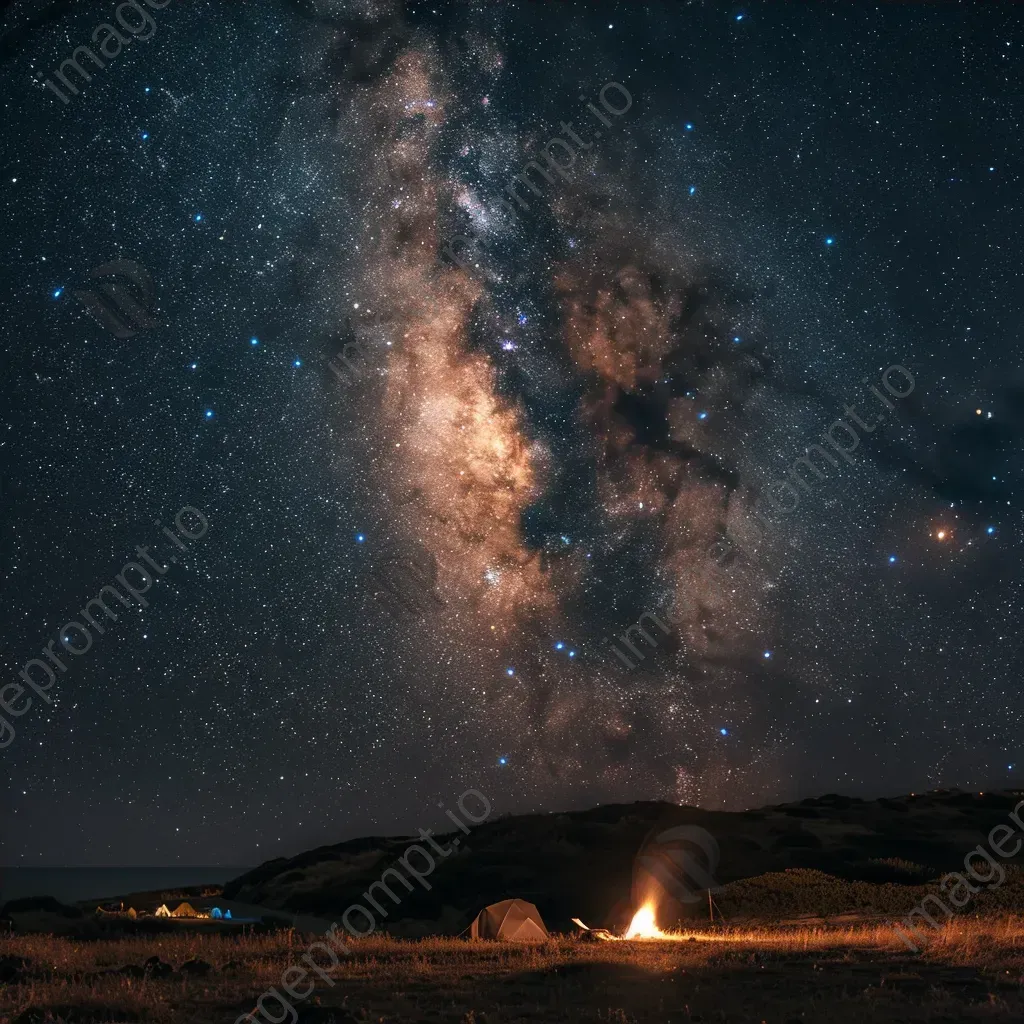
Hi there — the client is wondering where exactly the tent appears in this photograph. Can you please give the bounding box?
[469,899,549,941]
[170,902,198,918]
[155,904,171,917]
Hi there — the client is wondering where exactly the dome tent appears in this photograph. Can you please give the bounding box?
[469,899,549,941]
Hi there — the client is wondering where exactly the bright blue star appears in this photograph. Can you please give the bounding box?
[52,287,63,299]
[990,167,996,172]
[293,359,302,367]
[498,756,508,765]
[204,409,214,419]
[517,312,528,325]
[720,727,729,735]
[555,642,564,650]
[568,650,576,658]
[987,526,996,535]
[250,337,259,346]
[736,13,744,20]
[141,132,149,140]
[190,362,197,370]
[763,650,772,659]
[733,335,741,343]
[698,411,708,421]
[825,236,834,245]
[356,534,365,543]
[194,213,203,223]
[506,667,515,676]
[685,123,694,131]
[689,185,696,195]
[888,555,897,564]
[145,87,151,93]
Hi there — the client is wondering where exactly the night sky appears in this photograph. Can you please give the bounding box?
[1,0,1022,868]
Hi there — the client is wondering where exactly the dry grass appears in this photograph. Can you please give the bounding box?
[4,917,1024,1023]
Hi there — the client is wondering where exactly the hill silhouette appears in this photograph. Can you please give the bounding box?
[222,789,1024,934]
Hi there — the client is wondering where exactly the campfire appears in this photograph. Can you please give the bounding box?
[574,898,689,942]
[623,900,675,939]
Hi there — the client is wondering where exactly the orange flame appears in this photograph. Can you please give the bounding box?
[624,901,671,939]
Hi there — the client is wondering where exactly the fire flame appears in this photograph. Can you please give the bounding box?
[624,901,671,939]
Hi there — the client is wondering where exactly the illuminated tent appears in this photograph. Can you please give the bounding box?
[469,899,548,941]
[210,907,223,919]
[155,904,171,918]
[170,902,199,918]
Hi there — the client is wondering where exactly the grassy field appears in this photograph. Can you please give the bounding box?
[5,917,1024,1023]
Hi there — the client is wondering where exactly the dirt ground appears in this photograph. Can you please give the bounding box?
[4,918,1024,1023]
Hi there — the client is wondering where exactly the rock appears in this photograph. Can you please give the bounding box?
[295,1009,360,1024]
[144,955,174,978]
[179,958,214,976]
[0,954,29,983]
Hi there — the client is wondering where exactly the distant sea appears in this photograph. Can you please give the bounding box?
[0,867,251,905]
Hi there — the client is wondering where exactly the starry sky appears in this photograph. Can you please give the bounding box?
[0,0,1022,868]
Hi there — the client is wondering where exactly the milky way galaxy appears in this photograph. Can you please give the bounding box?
[1,0,1021,867]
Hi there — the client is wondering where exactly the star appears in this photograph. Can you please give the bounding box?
[888,555,897,564]
[204,409,214,419]
[250,337,259,346]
